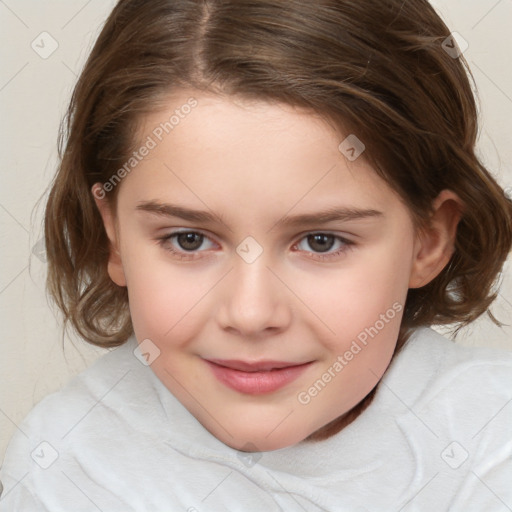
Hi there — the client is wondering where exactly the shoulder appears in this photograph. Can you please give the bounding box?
[379,326,512,453]
[374,327,512,507]
[17,335,143,436]
[0,335,174,510]
[383,326,512,404]
[378,327,512,508]
[0,335,154,479]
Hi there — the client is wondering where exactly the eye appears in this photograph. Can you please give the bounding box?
[157,230,216,260]
[157,230,355,262]
[293,233,355,261]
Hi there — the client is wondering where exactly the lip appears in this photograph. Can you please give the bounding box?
[204,358,313,394]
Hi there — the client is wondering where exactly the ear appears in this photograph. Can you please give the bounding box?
[409,189,463,289]
[91,183,127,287]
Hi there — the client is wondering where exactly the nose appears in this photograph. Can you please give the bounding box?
[216,252,292,338]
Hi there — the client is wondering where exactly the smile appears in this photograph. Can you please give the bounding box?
[204,359,313,394]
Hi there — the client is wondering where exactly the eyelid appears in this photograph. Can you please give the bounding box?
[163,229,218,249]
[157,229,356,262]
[158,228,354,246]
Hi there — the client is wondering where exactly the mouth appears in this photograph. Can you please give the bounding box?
[203,358,314,394]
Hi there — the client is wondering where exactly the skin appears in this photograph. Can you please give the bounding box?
[92,89,462,452]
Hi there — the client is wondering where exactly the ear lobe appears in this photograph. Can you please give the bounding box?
[91,183,127,287]
[409,190,463,289]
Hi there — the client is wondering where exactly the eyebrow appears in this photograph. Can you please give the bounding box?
[135,200,384,229]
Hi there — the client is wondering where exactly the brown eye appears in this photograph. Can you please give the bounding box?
[294,232,355,261]
[305,234,336,253]
[175,232,204,251]
[157,230,216,261]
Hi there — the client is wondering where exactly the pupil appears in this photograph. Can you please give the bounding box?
[309,234,334,253]
[178,233,202,251]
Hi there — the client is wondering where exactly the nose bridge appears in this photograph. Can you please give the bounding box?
[218,238,291,335]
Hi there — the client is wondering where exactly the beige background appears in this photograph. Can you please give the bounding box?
[1,0,511,459]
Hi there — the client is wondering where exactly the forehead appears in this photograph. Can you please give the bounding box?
[137,88,342,154]
[119,89,406,223]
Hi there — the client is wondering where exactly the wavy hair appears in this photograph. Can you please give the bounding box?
[43,0,512,439]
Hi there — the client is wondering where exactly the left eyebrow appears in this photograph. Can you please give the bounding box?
[135,200,384,228]
[275,206,384,229]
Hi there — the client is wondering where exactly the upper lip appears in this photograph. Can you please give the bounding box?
[205,359,312,372]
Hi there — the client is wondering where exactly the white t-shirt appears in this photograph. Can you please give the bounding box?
[0,326,511,511]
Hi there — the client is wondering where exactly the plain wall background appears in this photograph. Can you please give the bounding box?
[1,0,511,459]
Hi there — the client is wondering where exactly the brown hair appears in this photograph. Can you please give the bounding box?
[43,0,512,438]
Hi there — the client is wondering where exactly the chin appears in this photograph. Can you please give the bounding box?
[230,432,307,453]
[207,418,314,452]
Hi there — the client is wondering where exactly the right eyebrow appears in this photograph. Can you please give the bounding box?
[135,201,226,224]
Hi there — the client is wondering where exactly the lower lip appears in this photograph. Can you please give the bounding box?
[205,361,312,394]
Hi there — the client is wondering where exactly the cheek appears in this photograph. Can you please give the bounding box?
[121,242,204,340]
[323,234,413,389]
[311,245,411,344]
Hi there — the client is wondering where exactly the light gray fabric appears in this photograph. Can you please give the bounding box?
[1,327,511,511]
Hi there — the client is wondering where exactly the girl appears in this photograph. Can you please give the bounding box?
[1,0,511,510]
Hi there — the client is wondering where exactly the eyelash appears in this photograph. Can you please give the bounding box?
[156,230,355,262]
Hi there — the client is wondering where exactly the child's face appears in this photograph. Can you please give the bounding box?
[94,89,430,451]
